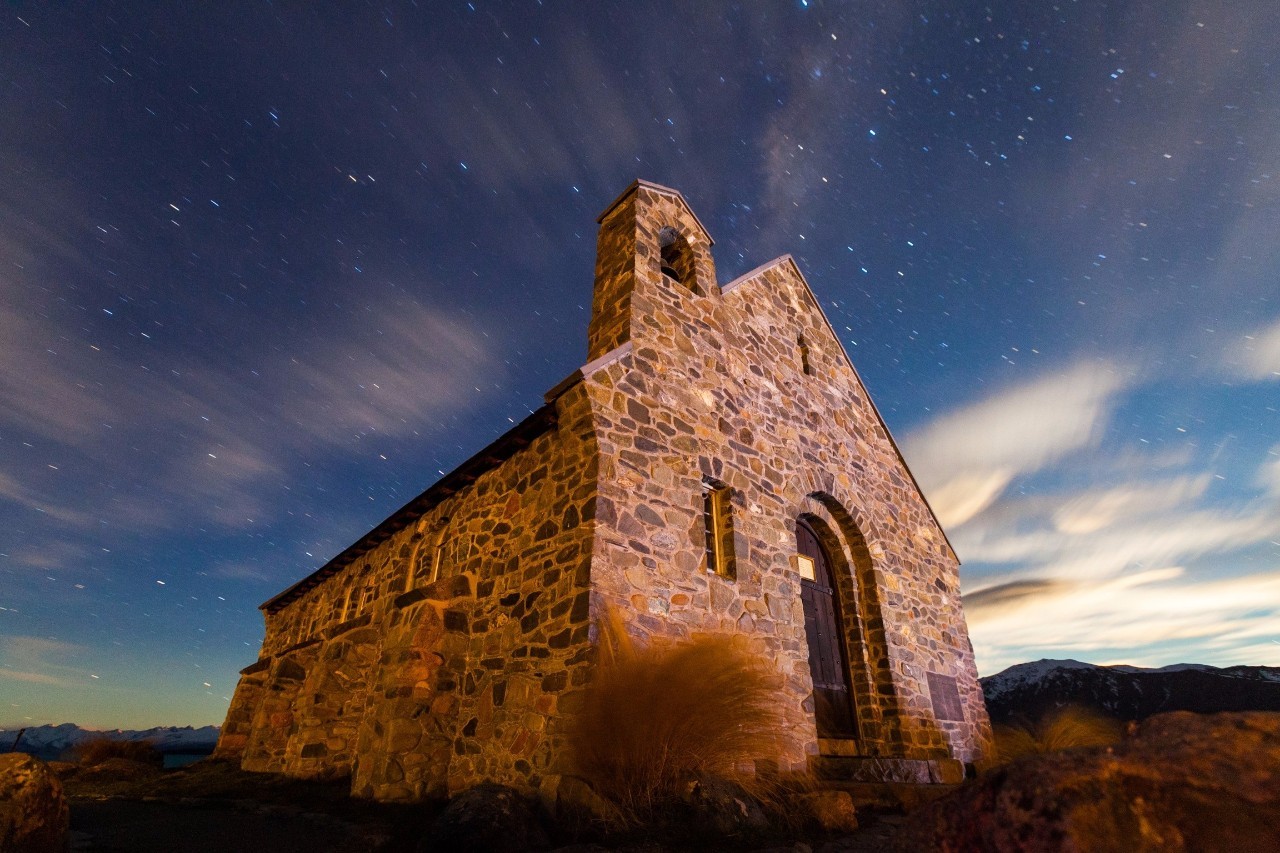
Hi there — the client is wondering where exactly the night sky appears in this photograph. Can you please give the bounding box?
[3,2,1277,729]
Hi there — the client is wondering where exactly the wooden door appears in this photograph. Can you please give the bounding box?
[797,520,858,739]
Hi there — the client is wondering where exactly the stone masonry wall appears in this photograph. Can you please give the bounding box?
[581,184,991,768]
[219,382,599,798]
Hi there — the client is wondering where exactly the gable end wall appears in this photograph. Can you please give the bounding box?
[583,216,990,764]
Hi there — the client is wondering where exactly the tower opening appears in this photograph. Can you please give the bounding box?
[658,225,695,288]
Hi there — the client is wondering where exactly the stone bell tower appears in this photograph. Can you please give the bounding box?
[586,180,718,361]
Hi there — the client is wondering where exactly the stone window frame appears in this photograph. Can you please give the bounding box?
[356,565,376,614]
[798,334,812,375]
[428,532,447,583]
[407,518,451,591]
[702,477,736,580]
[340,583,358,622]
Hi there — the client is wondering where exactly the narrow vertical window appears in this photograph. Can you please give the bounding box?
[410,521,449,590]
[359,572,375,613]
[429,538,445,583]
[703,480,736,580]
[798,335,812,375]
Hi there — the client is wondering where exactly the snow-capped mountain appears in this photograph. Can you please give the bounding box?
[981,659,1280,724]
[0,723,220,761]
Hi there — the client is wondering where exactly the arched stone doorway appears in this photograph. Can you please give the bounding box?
[797,518,858,739]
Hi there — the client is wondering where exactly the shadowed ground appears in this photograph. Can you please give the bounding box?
[55,756,914,851]
[70,799,392,853]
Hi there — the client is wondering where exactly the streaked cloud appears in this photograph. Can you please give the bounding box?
[0,276,500,569]
[1051,476,1211,535]
[1227,316,1280,381]
[0,471,98,528]
[956,468,1280,583]
[0,636,88,688]
[908,353,1280,674]
[963,578,1069,612]
[283,301,497,443]
[1262,446,1280,496]
[904,361,1132,526]
[969,569,1280,674]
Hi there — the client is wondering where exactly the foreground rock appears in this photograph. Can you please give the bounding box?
[895,711,1280,851]
[796,790,858,834]
[680,775,770,837]
[424,783,551,852]
[0,753,70,853]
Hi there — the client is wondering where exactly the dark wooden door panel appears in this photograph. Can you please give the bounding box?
[798,520,858,739]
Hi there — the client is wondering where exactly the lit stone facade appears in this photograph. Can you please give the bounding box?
[217,180,993,800]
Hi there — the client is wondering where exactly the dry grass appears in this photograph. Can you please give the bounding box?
[568,607,784,826]
[67,737,164,768]
[993,705,1123,764]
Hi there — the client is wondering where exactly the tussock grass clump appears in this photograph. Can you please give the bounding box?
[68,737,164,768]
[994,705,1123,764]
[568,608,784,826]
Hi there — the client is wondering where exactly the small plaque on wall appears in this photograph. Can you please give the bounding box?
[926,671,965,722]
[796,554,816,581]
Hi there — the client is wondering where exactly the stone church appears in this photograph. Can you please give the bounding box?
[216,180,993,800]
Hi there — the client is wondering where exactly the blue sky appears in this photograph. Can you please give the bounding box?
[1,2,1277,728]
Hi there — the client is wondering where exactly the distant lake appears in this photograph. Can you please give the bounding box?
[162,752,211,768]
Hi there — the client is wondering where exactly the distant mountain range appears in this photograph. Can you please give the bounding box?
[0,723,220,761]
[7,661,1278,762]
[981,659,1280,724]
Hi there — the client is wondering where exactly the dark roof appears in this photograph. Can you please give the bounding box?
[261,403,560,614]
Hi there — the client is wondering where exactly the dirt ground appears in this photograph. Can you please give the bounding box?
[70,798,398,853]
[61,759,435,852]
[59,759,909,852]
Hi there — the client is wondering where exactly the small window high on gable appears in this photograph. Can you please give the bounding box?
[658,225,697,291]
[798,335,812,375]
[703,479,736,580]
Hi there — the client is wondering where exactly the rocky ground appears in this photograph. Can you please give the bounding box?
[61,759,430,852]
[894,711,1280,852]
[70,799,393,853]
[10,710,1278,852]
[67,799,905,853]
[58,759,901,852]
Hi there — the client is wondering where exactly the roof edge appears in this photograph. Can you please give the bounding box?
[595,179,715,246]
[719,253,794,295]
[542,340,634,404]
[725,253,960,564]
[260,403,559,613]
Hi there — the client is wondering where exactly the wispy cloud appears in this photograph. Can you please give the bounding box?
[904,360,1132,526]
[1261,446,1280,496]
[987,509,1275,581]
[0,636,89,688]
[0,268,501,570]
[1050,476,1211,535]
[1225,315,1280,381]
[908,353,1280,672]
[953,450,1280,583]
[0,471,98,528]
[968,569,1280,674]
[283,301,496,443]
